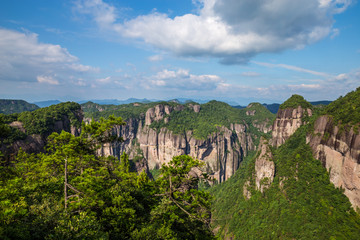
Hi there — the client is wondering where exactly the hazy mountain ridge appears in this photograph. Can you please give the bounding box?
[0,99,39,114]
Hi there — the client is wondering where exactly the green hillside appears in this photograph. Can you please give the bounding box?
[210,125,360,239]
[83,100,275,140]
[323,87,360,126]
[210,90,360,239]
[279,94,313,110]
[0,102,82,145]
[81,101,164,120]
[0,99,39,114]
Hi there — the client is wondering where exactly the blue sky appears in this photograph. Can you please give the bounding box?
[0,0,359,104]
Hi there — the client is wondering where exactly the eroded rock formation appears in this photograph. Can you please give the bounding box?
[100,104,265,182]
[255,138,275,192]
[271,106,312,146]
[307,115,360,208]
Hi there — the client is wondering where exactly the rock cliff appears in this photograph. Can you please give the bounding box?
[270,96,360,209]
[271,106,312,146]
[99,103,267,182]
[307,115,360,208]
[254,138,275,192]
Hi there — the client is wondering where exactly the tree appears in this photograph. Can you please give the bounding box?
[0,116,214,239]
[134,155,214,240]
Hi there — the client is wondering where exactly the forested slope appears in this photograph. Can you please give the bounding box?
[211,89,360,239]
[0,99,39,114]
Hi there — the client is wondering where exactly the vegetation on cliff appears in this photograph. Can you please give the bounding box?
[0,102,82,154]
[150,101,274,140]
[279,94,313,110]
[0,99,39,114]
[323,87,360,126]
[17,102,82,135]
[0,117,214,239]
[82,100,274,140]
[211,120,360,239]
[81,101,165,120]
[0,114,27,144]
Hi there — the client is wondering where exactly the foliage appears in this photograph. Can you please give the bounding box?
[0,100,39,114]
[0,114,27,144]
[150,101,274,140]
[0,117,214,239]
[18,102,82,135]
[279,94,313,110]
[211,124,360,239]
[323,87,360,126]
[81,101,167,121]
[82,100,274,140]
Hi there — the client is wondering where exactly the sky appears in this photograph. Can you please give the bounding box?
[0,0,359,105]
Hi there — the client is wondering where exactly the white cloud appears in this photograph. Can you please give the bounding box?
[74,0,352,64]
[253,61,330,77]
[0,28,97,83]
[147,68,223,91]
[37,75,59,85]
[96,76,111,83]
[148,54,163,62]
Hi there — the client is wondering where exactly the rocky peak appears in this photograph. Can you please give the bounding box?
[272,105,312,146]
[145,104,173,125]
[188,103,201,113]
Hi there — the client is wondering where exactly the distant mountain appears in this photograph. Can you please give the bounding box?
[260,101,332,114]
[232,105,246,109]
[77,98,154,105]
[310,100,332,106]
[262,103,280,114]
[0,99,39,114]
[33,100,62,108]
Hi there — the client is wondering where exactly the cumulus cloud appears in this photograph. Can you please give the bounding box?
[36,75,59,85]
[147,68,223,91]
[0,28,97,83]
[74,0,352,64]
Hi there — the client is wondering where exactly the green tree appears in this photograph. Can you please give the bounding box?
[135,155,214,240]
[1,116,214,239]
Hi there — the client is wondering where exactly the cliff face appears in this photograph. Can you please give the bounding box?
[271,103,360,209]
[100,104,263,183]
[271,106,312,146]
[254,138,275,193]
[307,116,360,208]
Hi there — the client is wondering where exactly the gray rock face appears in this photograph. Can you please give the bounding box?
[271,106,312,146]
[100,104,263,183]
[255,138,275,192]
[307,116,360,208]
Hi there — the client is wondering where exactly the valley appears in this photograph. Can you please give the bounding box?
[1,87,360,239]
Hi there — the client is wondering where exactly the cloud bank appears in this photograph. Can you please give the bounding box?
[0,28,97,83]
[75,0,352,64]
